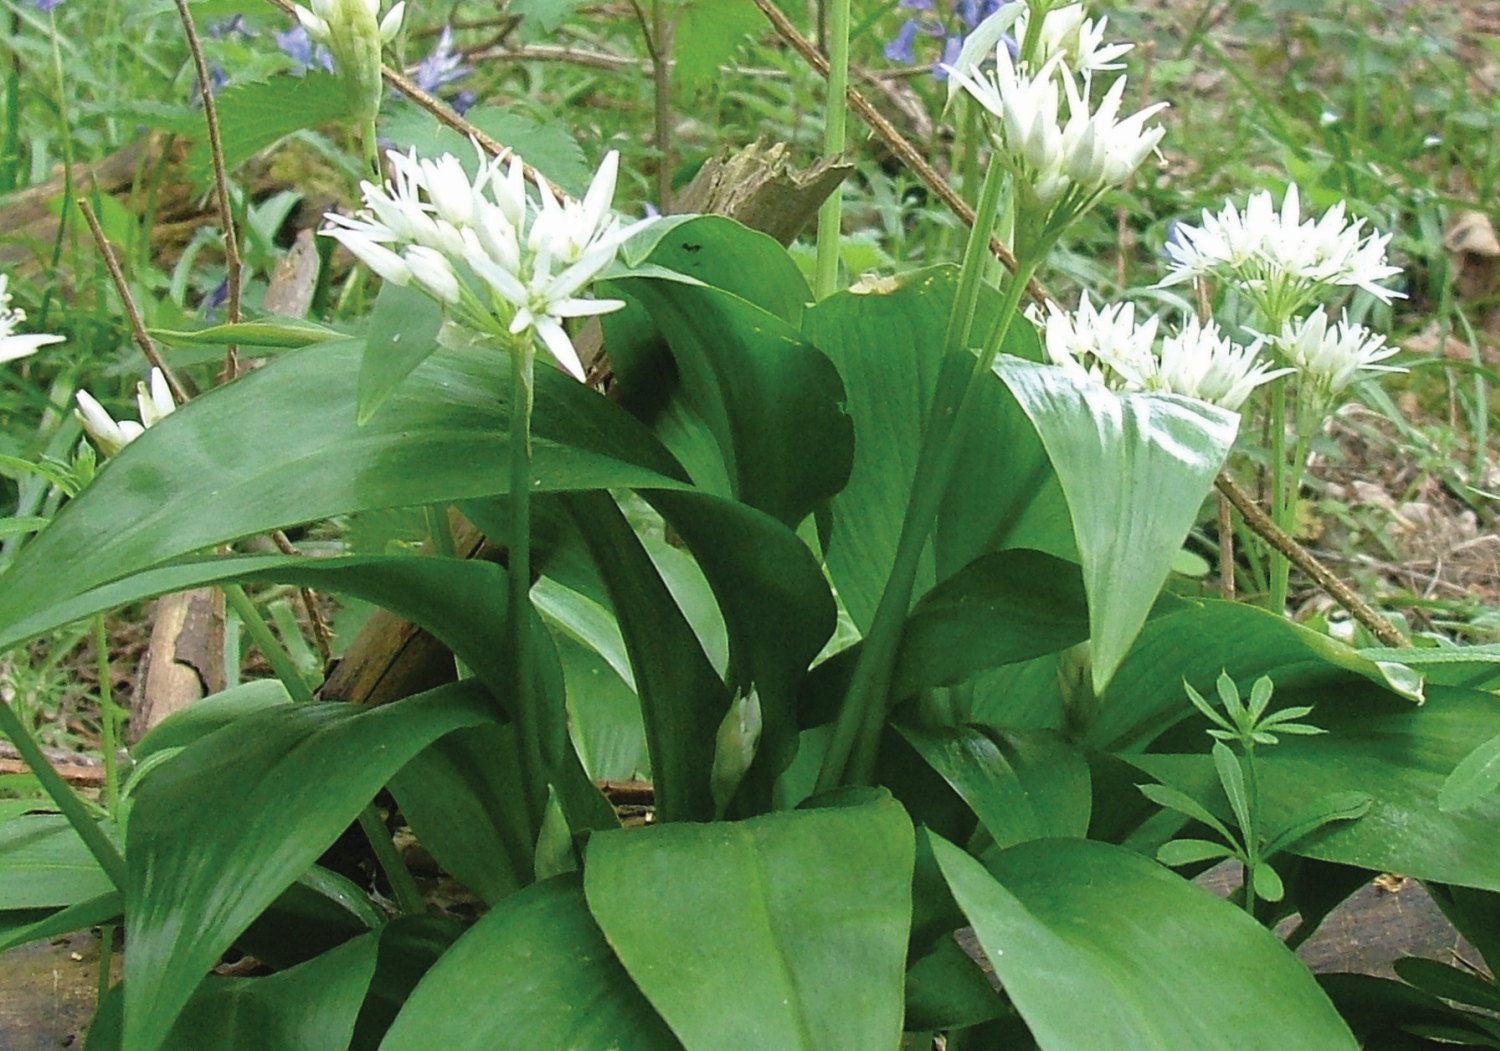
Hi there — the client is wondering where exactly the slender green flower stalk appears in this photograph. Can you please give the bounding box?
[322,144,637,830]
[819,4,1167,789]
[813,0,852,300]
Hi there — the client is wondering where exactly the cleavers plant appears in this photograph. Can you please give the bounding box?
[1,2,1500,1051]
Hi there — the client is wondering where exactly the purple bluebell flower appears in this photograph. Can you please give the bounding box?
[31,0,63,12]
[276,24,334,75]
[932,34,963,79]
[884,20,921,63]
[899,0,935,9]
[452,90,477,116]
[207,14,253,40]
[412,26,471,94]
[200,278,229,321]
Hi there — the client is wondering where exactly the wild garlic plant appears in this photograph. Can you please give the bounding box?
[323,144,640,830]
[1160,182,1407,614]
[819,0,1171,789]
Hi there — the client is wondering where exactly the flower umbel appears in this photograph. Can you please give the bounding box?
[1270,310,1405,401]
[322,146,640,379]
[75,368,176,458]
[1161,183,1404,323]
[0,274,65,365]
[1033,295,1285,412]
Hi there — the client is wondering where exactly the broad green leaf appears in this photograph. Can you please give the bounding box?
[612,276,853,529]
[388,724,532,905]
[992,356,1239,694]
[161,931,380,1051]
[358,282,446,424]
[152,318,343,350]
[0,814,114,908]
[0,339,688,648]
[1262,792,1374,856]
[562,491,730,823]
[673,0,764,99]
[903,936,1011,1031]
[1427,884,1500,975]
[381,875,680,1051]
[892,548,1089,696]
[1133,682,1500,892]
[123,681,494,1051]
[236,867,382,972]
[647,489,836,806]
[133,680,293,763]
[1085,598,1423,753]
[899,724,1089,849]
[123,73,351,184]
[585,795,915,1051]
[1439,731,1500,814]
[0,890,120,953]
[802,267,1070,634]
[1319,973,1492,1051]
[932,836,1358,1050]
[353,915,467,1051]
[1394,957,1500,1014]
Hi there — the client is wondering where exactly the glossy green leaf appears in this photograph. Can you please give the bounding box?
[802,267,1070,633]
[351,914,467,1051]
[123,681,494,1051]
[359,282,446,424]
[0,814,114,908]
[612,275,852,529]
[899,724,1089,850]
[1439,731,1500,814]
[903,936,1010,1031]
[235,867,382,972]
[1319,973,1490,1051]
[647,489,836,805]
[132,680,293,763]
[992,356,1239,694]
[892,548,1089,695]
[161,931,380,1051]
[1085,597,1423,753]
[584,795,914,1051]
[1133,682,1500,891]
[1262,792,1374,856]
[0,339,689,646]
[381,875,679,1051]
[1156,839,1233,866]
[562,491,730,823]
[388,724,531,905]
[1359,643,1500,690]
[932,835,1358,1050]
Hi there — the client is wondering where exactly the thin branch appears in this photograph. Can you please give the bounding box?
[77,198,191,405]
[270,530,336,667]
[1215,473,1409,648]
[171,0,242,379]
[750,0,1051,305]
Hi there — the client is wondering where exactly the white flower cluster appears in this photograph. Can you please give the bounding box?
[75,368,175,458]
[0,274,64,365]
[1270,310,1404,400]
[323,146,640,380]
[944,4,1166,217]
[1035,293,1288,412]
[1161,182,1403,319]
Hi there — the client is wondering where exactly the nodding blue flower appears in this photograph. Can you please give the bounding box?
[884,20,921,63]
[277,24,335,74]
[191,63,230,103]
[412,26,471,95]
[31,0,63,12]
[956,0,1004,33]
[899,0,935,9]
[201,278,230,321]
[452,89,477,116]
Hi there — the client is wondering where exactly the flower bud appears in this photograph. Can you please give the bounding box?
[711,688,762,817]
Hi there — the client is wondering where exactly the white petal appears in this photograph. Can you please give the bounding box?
[534,316,586,381]
[379,1,405,43]
[580,151,620,232]
[324,228,412,286]
[294,6,331,41]
[549,296,627,318]
[0,332,63,364]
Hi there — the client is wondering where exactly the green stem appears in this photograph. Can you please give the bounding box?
[226,585,314,705]
[1267,377,1290,615]
[361,117,379,178]
[813,0,851,300]
[357,806,425,915]
[0,694,125,888]
[425,505,456,558]
[943,161,1011,360]
[92,614,120,814]
[509,340,547,831]
[818,190,1033,789]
